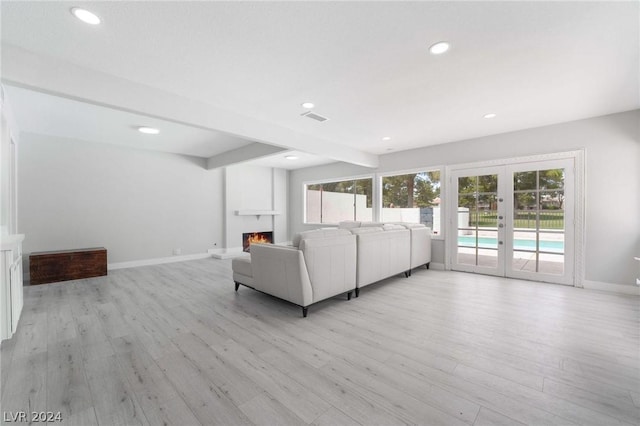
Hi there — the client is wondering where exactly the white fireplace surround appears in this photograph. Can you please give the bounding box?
[211,165,287,259]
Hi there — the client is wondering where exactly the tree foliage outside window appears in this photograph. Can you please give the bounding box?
[382,171,440,208]
[381,171,441,233]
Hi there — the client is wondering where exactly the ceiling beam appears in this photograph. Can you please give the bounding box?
[206,143,287,169]
[1,45,379,168]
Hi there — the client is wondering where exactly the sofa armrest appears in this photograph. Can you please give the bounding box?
[410,226,432,268]
[249,244,313,307]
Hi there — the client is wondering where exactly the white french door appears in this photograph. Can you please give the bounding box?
[449,158,575,285]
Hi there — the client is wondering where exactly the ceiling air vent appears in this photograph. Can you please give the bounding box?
[301,111,329,122]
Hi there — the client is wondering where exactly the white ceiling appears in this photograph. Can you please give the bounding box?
[3,85,336,169]
[1,1,638,167]
[4,85,254,158]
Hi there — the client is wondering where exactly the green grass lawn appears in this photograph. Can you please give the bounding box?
[471,211,564,229]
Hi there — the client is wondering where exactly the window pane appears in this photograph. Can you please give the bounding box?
[305,178,372,223]
[382,171,441,234]
[306,187,322,223]
[354,178,373,222]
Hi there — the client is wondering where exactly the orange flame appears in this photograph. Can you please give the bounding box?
[247,233,270,245]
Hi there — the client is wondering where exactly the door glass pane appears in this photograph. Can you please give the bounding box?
[539,169,564,190]
[478,249,498,268]
[514,171,537,191]
[477,194,497,227]
[513,231,537,252]
[539,232,564,253]
[478,174,498,193]
[458,177,476,194]
[539,253,564,275]
[512,168,565,275]
[458,194,475,231]
[457,174,499,269]
[514,192,537,230]
[513,250,537,272]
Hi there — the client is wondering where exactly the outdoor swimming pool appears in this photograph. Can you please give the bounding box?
[458,236,564,252]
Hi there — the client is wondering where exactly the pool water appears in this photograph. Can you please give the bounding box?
[458,236,564,252]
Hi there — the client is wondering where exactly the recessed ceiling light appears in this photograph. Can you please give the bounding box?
[382,136,392,141]
[285,155,298,160]
[71,7,101,25]
[301,102,315,109]
[137,126,160,134]
[429,41,450,55]
[483,113,497,119]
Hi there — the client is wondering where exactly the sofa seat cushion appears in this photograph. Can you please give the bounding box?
[232,256,253,278]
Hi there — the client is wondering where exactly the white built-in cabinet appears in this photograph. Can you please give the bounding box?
[1,234,24,341]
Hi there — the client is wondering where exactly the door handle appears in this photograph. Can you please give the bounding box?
[499,224,504,228]
[498,215,504,219]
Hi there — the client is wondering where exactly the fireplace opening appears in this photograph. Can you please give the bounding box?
[242,231,274,253]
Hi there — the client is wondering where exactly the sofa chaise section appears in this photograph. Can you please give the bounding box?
[232,229,356,317]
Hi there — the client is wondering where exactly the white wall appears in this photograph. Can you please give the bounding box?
[18,133,224,265]
[1,89,20,236]
[289,110,640,286]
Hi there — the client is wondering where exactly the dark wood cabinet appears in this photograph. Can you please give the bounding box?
[29,247,107,285]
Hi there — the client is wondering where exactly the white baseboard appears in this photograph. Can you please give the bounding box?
[582,280,640,296]
[428,262,445,270]
[108,253,212,270]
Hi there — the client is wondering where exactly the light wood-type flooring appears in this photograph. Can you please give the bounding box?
[1,259,639,425]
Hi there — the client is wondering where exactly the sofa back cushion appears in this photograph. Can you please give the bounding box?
[353,228,410,287]
[382,224,406,231]
[360,222,386,228]
[292,228,351,248]
[300,233,357,301]
[350,227,384,235]
[338,220,361,229]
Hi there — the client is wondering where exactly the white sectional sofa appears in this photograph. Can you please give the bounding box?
[350,225,411,297]
[232,222,432,316]
[232,229,356,317]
